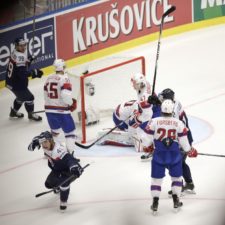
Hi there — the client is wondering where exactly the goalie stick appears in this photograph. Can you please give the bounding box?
[151,5,176,96]
[35,163,90,198]
[75,115,132,149]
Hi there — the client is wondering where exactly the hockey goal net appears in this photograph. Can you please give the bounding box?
[69,56,146,143]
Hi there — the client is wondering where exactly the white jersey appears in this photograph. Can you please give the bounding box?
[142,116,191,152]
[10,49,29,67]
[114,100,137,122]
[43,142,67,160]
[173,99,184,119]
[44,72,73,114]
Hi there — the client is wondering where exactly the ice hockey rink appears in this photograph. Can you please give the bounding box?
[0,24,225,225]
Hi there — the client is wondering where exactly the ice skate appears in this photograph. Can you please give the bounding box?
[140,152,152,161]
[9,108,24,119]
[53,187,60,194]
[60,201,67,212]
[182,182,196,194]
[28,113,42,121]
[172,194,183,212]
[168,190,184,197]
[150,197,159,215]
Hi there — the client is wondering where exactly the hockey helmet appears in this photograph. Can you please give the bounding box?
[131,73,146,90]
[14,37,27,46]
[159,88,175,101]
[39,131,53,143]
[161,99,174,114]
[53,59,66,72]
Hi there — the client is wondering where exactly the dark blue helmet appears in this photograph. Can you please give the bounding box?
[39,131,53,143]
[159,88,175,101]
[14,37,27,46]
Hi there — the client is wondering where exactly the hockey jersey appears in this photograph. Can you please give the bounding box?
[142,116,191,165]
[44,73,73,114]
[5,49,30,90]
[44,142,77,173]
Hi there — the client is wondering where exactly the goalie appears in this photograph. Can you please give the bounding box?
[97,73,157,152]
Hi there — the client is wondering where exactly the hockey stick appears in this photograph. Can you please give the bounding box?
[151,6,176,95]
[198,153,225,158]
[32,0,36,57]
[32,110,45,114]
[35,163,90,198]
[75,116,132,149]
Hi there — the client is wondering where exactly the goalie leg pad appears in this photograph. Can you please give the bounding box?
[97,129,134,146]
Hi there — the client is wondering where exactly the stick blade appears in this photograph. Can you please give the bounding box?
[75,142,92,149]
[163,6,176,18]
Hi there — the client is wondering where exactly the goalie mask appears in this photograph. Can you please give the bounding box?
[53,59,66,72]
[131,73,147,91]
[161,99,175,114]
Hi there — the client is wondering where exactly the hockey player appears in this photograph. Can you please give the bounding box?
[44,59,77,154]
[141,99,198,214]
[28,131,83,211]
[5,37,43,121]
[157,88,196,194]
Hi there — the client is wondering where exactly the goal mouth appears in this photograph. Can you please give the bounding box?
[69,56,146,143]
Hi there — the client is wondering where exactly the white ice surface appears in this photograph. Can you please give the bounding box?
[0,24,225,225]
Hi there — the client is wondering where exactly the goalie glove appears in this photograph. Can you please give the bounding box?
[129,109,142,128]
[28,136,41,151]
[187,147,198,158]
[69,98,77,112]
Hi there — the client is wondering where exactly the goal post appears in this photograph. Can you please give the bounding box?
[71,56,146,143]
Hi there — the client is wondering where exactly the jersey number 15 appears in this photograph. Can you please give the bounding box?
[44,82,58,99]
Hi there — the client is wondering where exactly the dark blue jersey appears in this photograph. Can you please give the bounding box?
[5,49,31,91]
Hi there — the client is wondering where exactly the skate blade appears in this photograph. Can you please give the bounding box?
[152,210,157,216]
[173,207,181,213]
[141,158,151,162]
[182,189,196,195]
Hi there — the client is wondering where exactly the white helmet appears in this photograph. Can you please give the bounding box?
[161,99,174,114]
[53,59,66,72]
[131,73,146,90]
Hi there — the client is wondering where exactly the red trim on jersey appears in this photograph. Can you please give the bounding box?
[140,100,151,109]
[61,83,72,91]
[45,105,69,110]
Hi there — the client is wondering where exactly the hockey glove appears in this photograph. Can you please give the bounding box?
[69,98,77,112]
[148,95,161,105]
[187,147,198,158]
[129,109,142,128]
[70,163,83,178]
[143,144,154,153]
[27,56,35,66]
[28,136,41,151]
[31,69,43,78]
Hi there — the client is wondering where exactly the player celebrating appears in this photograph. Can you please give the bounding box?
[28,131,83,211]
[44,59,77,154]
[5,37,43,121]
[141,99,198,214]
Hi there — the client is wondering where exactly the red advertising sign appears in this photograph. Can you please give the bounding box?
[56,0,192,60]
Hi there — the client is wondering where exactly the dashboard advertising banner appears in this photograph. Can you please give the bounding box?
[0,17,55,81]
[56,0,192,60]
[194,0,225,21]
